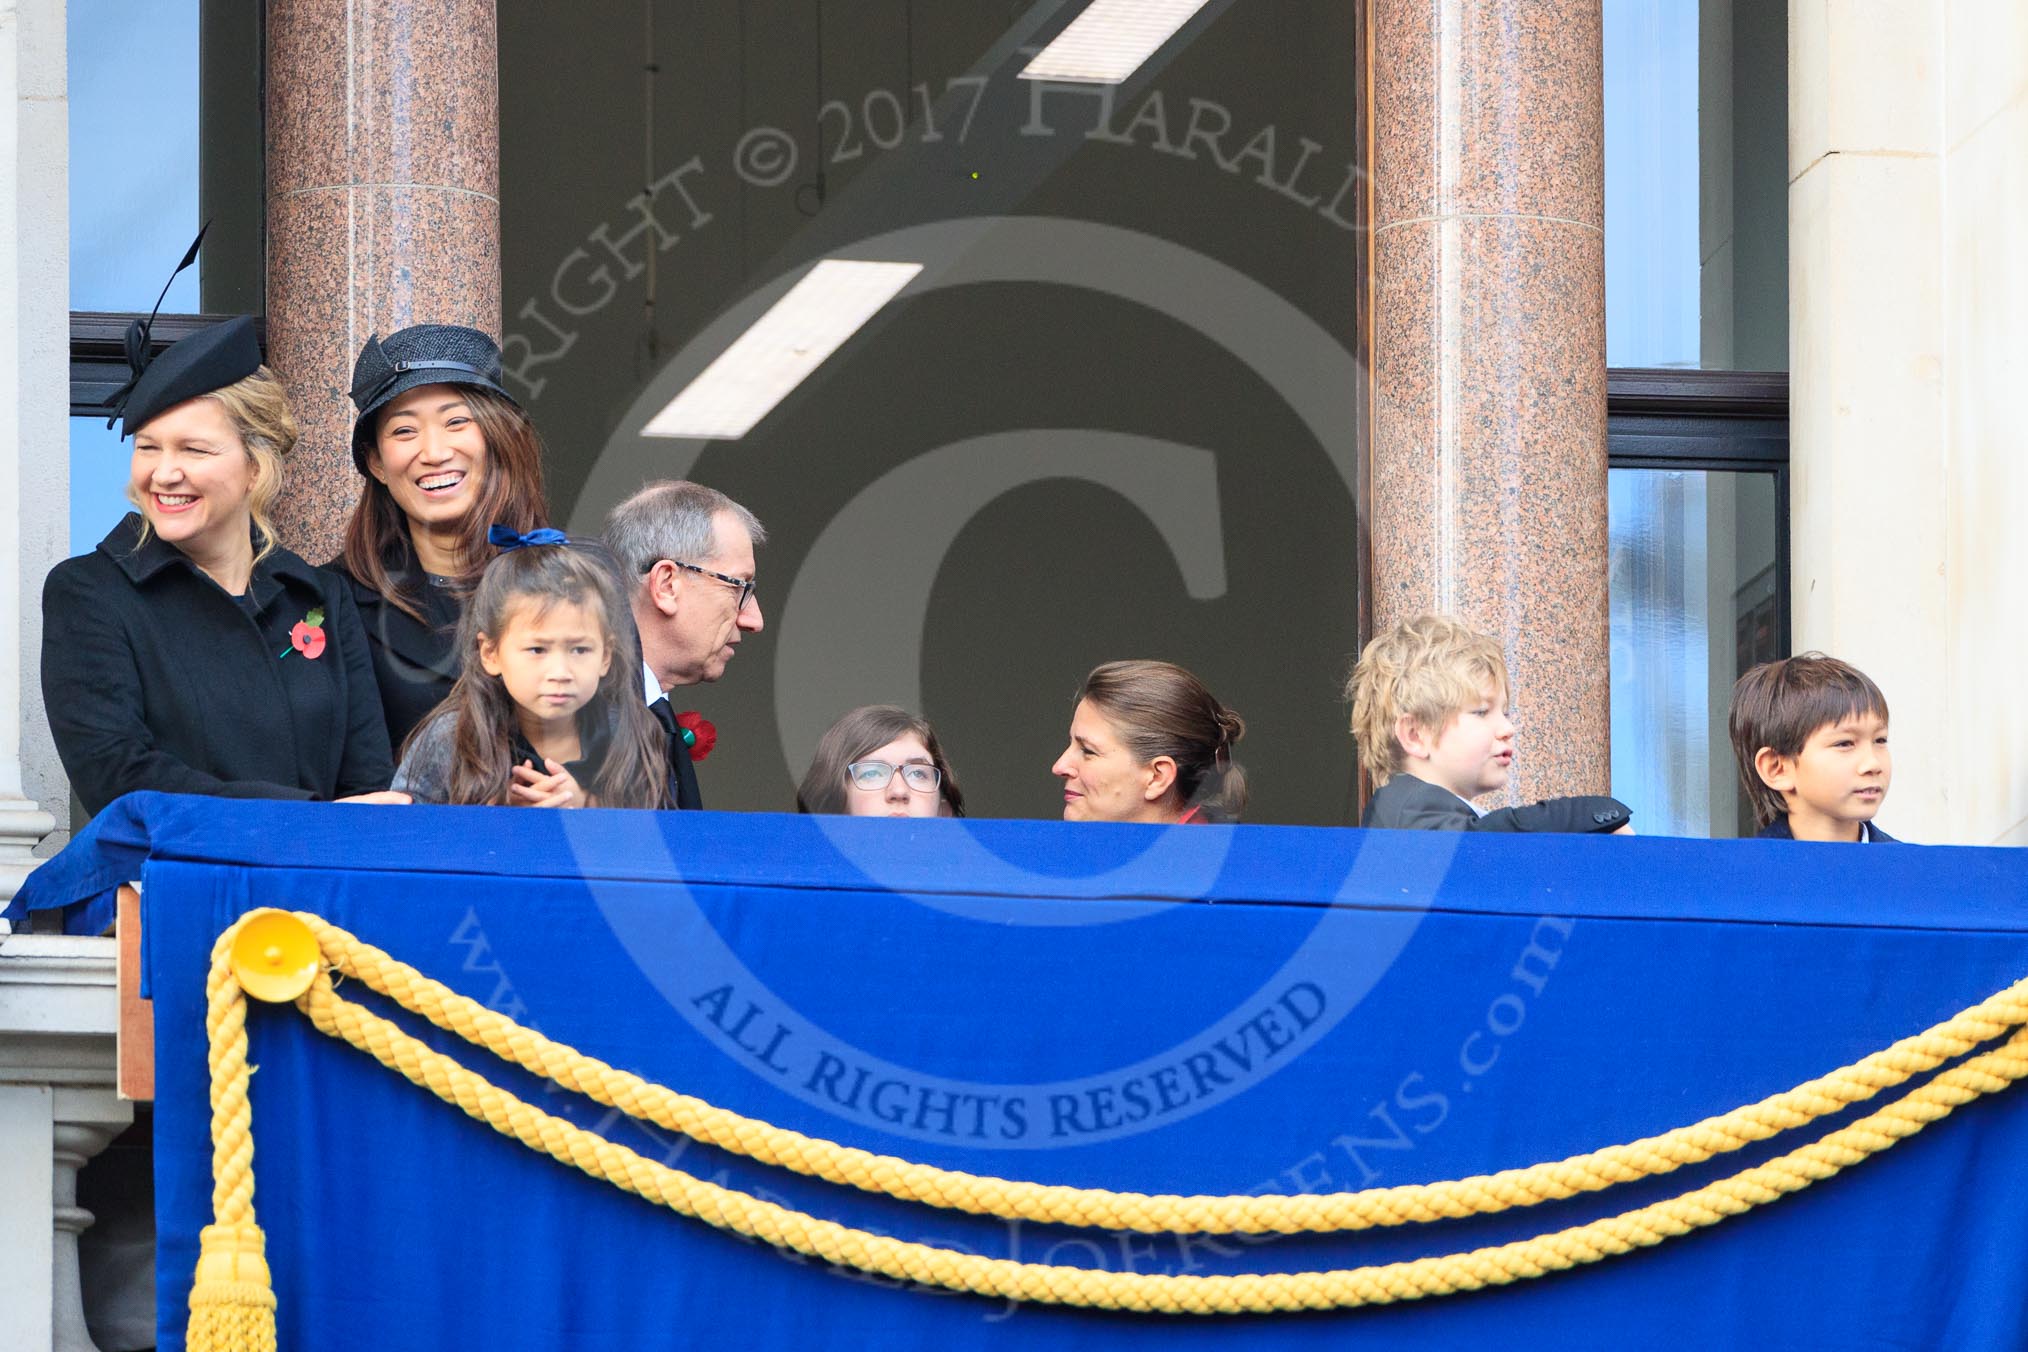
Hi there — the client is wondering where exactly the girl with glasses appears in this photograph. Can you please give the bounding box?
[796,705,966,818]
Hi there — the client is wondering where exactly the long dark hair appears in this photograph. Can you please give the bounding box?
[796,705,965,816]
[341,386,549,621]
[409,543,670,809]
[1077,660,1247,821]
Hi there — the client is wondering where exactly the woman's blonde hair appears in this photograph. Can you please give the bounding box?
[1347,615,1509,784]
[127,365,298,565]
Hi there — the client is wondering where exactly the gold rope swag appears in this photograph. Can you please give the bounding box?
[188,909,2028,1346]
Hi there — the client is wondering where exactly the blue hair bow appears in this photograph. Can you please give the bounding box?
[488,524,570,552]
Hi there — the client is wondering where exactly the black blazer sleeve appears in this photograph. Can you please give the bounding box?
[324,578,396,797]
[42,562,315,813]
[1474,796,1632,834]
[1364,774,1631,834]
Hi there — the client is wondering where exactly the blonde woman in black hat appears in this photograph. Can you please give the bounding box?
[41,315,404,814]
[331,325,552,749]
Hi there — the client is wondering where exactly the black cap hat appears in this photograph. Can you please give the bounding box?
[348,325,515,473]
[110,316,264,441]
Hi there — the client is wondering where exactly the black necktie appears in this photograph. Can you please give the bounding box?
[649,697,702,810]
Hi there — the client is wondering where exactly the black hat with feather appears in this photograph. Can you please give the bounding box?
[103,223,263,441]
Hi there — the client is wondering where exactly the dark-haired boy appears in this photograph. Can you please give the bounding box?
[1727,653,1896,842]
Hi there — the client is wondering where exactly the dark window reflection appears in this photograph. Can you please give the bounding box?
[501,2,1362,822]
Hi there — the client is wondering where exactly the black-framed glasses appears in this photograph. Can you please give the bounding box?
[846,761,943,794]
[657,558,758,613]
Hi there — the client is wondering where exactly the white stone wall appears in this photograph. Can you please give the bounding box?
[0,933,130,1352]
[0,5,129,1351]
[1938,1,2028,846]
[0,0,66,879]
[1790,0,2028,846]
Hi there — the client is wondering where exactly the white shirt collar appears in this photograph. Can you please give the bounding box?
[642,660,663,705]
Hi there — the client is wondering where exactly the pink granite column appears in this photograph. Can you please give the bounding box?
[265,0,501,562]
[1370,0,1610,801]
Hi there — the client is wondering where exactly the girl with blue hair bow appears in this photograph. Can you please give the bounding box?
[392,528,670,808]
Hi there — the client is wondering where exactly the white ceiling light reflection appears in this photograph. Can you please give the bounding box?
[1018,0,1214,85]
[641,259,923,440]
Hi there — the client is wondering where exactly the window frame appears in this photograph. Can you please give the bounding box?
[1606,367,1790,654]
[69,312,267,418]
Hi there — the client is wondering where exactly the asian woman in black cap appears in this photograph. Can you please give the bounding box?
[331,325,552,749]
[40,314,404,814]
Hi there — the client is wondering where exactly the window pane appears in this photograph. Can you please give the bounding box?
[498,3,1363,822]
[71,417,134,555]
[1603,0,1787,369]
[1609,468,1781,838]
[69,0,201,312]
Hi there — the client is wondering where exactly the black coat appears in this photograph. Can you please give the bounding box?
[42,514,395,816]
[1363,774,1632,834]
[326,555,463,753]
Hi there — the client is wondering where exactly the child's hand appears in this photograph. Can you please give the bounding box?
[509,758,587,809]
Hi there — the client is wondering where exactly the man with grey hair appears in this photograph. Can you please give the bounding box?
[605,480,766,809]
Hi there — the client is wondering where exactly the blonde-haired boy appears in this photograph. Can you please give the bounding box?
[1348,614,1633,833]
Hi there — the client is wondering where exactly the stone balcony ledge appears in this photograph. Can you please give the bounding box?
[2,931,133,1352]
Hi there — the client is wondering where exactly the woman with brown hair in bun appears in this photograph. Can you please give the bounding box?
[331,324,552,748]
[1051,660,1246,824]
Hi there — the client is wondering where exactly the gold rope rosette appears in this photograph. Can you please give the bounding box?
[188,908,2028,1347]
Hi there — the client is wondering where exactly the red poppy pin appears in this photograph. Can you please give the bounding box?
[675,711,716,762]
[279,607,326,660]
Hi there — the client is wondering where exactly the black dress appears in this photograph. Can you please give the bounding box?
[327,546,464,753]
[41,514,395,816]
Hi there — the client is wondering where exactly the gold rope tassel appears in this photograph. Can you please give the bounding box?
[187,1225,277,1350]
[196,909,2028,1319]
[188,927,278,1351]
